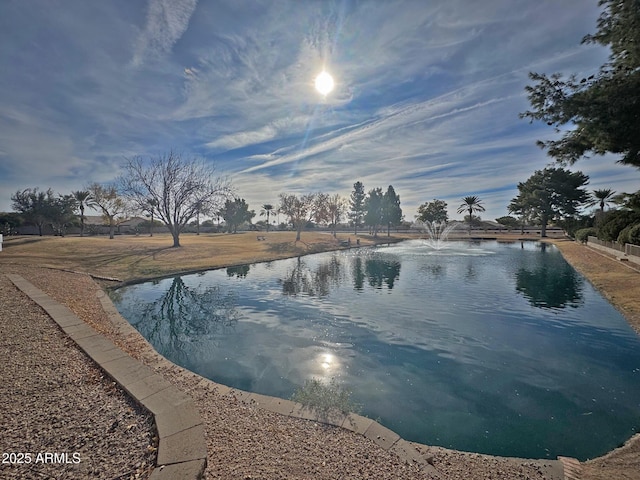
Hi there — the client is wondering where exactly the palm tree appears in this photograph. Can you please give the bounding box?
[457,195,485,234]
[260,204,274,232]
[590,188,616,212]
[72,190,93,237]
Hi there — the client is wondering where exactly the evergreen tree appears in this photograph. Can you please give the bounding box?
[349,181,366,235]
[521,0,640,170]
[364,188,384,237]
[416,199,449,223]
[589,188,616,212]
[383,185,402,237]
[457,196,485,234]
[11,187,56,236]
[510,167,590,237]
[72,190,94,237]
[260,204,274,232]
[220,198,255,233]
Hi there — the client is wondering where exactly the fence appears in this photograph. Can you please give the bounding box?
[587,236,626,253]
[587,236,640,266]
[628,243,640,257]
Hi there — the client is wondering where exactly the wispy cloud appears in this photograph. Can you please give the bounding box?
[132,0,198,66]
[1,0,637,221]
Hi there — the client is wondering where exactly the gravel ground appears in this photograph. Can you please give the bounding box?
[1,265,565,480]
[0,273,156,480]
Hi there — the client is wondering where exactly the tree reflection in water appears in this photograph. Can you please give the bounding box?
[280,254,402,295]
[515,246,584,309]
[130,276,239,362]
[280,255,344,297]
[227,264,250,278]
[365,257,401,289]
[352,257,366,291]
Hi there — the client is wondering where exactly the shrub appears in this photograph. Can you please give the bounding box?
[559,215,594,237]
[597,210,640,241]
[629,224,640,245]
[575,227,597,244]
[617,225,634,245]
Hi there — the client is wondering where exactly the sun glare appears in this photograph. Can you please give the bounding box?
[314,71,334,96]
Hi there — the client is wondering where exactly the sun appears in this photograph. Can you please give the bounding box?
[314,70,334,96]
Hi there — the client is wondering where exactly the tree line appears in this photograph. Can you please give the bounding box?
[4,151,410,247]
[8,158,639,248]
[277,183,403,242]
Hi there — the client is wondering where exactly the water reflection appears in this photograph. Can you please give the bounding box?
[112,240,640,460]
[515,255,583,309]
[128,277,239,362]
[419,263,445,278]
[464,261,477,282]
[227,264,250,278]
[279,255,344,297]
[352,257,366,291]
[365,257,401,289]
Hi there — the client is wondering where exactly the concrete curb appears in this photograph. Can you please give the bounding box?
[7,274,207,480]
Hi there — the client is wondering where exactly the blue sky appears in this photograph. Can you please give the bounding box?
[1,0,638,222]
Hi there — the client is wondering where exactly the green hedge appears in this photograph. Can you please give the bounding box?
[575,227,597,243]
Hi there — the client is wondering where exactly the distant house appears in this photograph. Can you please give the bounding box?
[117,216,148,233]
[81,215,150,235]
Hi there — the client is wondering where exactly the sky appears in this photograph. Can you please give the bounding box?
[1,0,639,223]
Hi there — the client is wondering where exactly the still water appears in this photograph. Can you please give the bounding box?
[111,240,640,459]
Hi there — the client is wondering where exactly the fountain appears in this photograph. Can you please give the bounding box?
[415,220,458,250]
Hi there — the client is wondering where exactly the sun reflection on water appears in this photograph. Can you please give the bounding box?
[317,351,341,378]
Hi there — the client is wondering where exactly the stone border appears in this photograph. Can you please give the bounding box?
[7,274,207,480]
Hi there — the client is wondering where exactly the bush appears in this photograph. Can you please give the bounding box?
[597,210,640,241]
[559,215,594,237]
[575,227,597,244]
[628,224,640,245]
[617,225,634,244]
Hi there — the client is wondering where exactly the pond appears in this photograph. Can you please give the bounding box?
[110,240,640,460]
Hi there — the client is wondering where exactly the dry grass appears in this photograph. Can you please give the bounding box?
[0,232,383,283]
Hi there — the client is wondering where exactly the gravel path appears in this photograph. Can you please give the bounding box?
[0,273,156,480]
[1,265,565,479]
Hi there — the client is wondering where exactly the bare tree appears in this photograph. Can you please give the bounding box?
[86,183,128,239]
[278,192,328,241]
[119,152,231,247]
[326,194,347,237]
